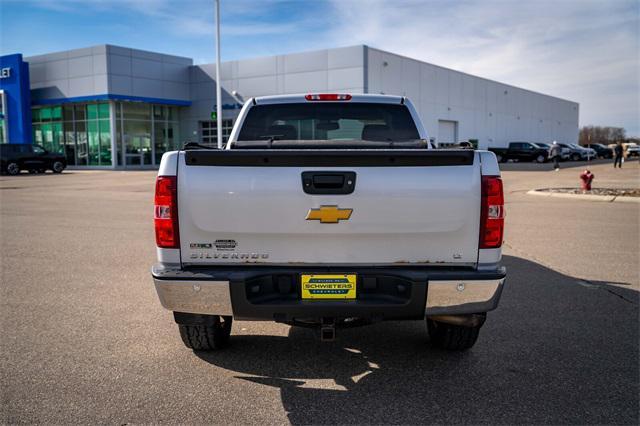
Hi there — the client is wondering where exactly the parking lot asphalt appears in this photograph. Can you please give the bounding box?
[1,162,638,424]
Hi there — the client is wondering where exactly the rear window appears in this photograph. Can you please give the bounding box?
[237,102,420,142]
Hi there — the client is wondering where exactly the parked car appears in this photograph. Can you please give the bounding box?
[557,143,585,161]
[488,141,548,163]
[535,142,550,150]
[151,93,506,352]
[589,143,613,159]
[570,144,597,160]
[0,144,67,175]
[532,141,573,161]
[626,144,640,157]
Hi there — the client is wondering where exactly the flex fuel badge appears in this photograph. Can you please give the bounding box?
[214,239,237,251]
[189,243,212,249]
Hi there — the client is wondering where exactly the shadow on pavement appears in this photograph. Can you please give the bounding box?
[195,255,639,424]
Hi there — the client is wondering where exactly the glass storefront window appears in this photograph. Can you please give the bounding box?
[37,106,62,122]
[63,105,74,121]
[32,102,111,166]
[64,121,76,166]
[36,122,63,154]
[87,104,99,121]
[75,121,88,166]
[99,119,111,165]
[99,103,110,119]
[40,108,51,121]
[31,101,181,167]
[87,118,111,166]
[33,124,42,145]
[116,102,180,167]
[74,105,86,121]
[153,105,165,121]
[123,120,151,165]
[87,120,99,165]
[116,115,122,166]
[153,121,168,164]
[123,103,151,120]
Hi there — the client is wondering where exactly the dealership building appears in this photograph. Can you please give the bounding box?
[0,44,579,168]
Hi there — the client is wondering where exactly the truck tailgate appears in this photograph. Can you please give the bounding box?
[177,150,481,266]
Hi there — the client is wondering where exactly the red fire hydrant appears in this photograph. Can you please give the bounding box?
[580,169,594,191]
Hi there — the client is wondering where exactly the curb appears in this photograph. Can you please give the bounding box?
[527,189,640,203]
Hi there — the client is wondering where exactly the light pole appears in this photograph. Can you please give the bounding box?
[215,0,223,149]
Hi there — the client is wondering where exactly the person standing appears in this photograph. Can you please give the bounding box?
[613,141,623,168]
[550,141,562,171]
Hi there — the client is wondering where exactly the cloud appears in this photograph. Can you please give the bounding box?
[7,0,638,135]
[325,0,639,135]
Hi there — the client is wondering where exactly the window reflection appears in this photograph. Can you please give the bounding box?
[32,102,181,167]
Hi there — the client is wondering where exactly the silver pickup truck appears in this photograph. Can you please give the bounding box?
[151,94,506,351]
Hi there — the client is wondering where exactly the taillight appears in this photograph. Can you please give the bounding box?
[305,93,352,101]
[154,175,179,248]
[480,175,504,249]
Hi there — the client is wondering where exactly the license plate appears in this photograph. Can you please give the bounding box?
[301,274,356,299]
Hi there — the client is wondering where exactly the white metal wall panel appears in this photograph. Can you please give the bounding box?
[366,46,578,148]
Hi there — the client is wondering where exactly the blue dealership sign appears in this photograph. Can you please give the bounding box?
[0,53,32,143]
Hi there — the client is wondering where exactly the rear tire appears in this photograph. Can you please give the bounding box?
[536,154,546,163]
[52,161,65,173]
[427,318,482,350]
[571,153,581,161]
[177,315,232,351]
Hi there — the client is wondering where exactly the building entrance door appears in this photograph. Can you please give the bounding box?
[124,133,142,166]
[122,121,152,167]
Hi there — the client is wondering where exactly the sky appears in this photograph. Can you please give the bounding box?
[1,0,638,135]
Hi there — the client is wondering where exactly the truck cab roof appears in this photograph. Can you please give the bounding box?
[253,93,406,105]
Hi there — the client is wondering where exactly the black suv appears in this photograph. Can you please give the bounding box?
[589,143,613,159]
[1,144,67,175]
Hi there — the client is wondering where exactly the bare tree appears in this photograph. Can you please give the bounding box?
[579,126,626,145]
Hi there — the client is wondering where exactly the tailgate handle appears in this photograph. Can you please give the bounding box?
[302,171,356,195]
[313,175,344,188]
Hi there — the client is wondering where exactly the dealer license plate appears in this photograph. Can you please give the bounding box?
[301,274,357,300]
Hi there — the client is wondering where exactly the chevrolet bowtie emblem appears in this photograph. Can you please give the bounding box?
[306,206,353,223]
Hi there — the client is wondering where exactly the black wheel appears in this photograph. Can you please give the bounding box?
[427,318,482,350]
[52,161,65,173]
[571,153,581,161]
[178,315,232,351]
[38,169,46,173]
[536,154,546,163]
[6,162,20,175]
[28,169,37,174]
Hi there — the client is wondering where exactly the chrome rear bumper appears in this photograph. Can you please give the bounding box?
[152,264,505,319]
[425,278,505,316]
[154,279,233,316]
